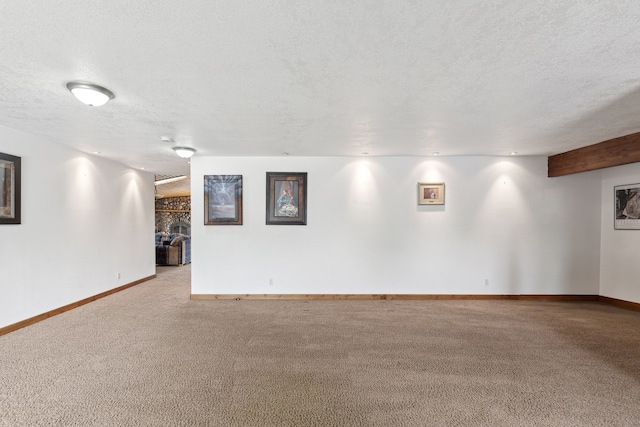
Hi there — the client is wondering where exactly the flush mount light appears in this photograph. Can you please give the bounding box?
[172,146,196,158]
[66,82,114,106]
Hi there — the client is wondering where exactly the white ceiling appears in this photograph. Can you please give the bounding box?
[155,175,191,199]
[1,1,640,176]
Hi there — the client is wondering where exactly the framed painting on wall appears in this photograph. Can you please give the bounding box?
[204,175,243,225]
[266,172,307,225]
[418,182,445,205]
[615,183,640,230]
[0,152,21,224]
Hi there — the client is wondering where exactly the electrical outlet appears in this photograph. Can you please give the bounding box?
[484,279,489,287]
[117,272,121,280]
[269,278,273,286]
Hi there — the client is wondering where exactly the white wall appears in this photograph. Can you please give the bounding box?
[0,125,156,328]
[600,162,640,304]
[192,156,601,296]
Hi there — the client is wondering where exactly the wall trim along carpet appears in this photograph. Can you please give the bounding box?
[0,275,156,337]
[190,293,601,301]
[598,295,640,312]
[191,293,640,311]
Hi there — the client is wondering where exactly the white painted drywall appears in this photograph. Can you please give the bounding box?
[0,125,155,329]
[600,162,640,304]
[191,156,601,296]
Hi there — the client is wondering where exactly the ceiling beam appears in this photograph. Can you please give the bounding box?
[548,132,640,177]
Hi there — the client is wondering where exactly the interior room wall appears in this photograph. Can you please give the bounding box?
[191,156,602,296]
[600,162,640,304]
[0,125,155,329]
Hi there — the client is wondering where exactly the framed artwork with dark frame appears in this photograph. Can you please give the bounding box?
[266,172,307,225]
[0,152,21,224]
[615,183,640,230]
[204,175,243,225]
[418,182,445,205]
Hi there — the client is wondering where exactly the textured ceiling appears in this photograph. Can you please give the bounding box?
[155,175,191,199]
[1,1,640,176]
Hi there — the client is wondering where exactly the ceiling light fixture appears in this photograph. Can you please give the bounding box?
[510,152,518,155]
[66,82,114,106]
[172,146,196,158]
[432,151,440,155]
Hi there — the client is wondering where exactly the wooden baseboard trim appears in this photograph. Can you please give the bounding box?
[0,275,156,337]
[190,293,600,301]
[515,294,599,301]
[598,296,640,312]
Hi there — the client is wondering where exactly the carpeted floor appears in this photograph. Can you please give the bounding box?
[1,266,640,426]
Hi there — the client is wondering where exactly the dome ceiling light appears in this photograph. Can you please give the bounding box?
[172,147,197,158]
[66,81,114,106]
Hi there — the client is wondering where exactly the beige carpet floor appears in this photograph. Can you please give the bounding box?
[1,265,640,426]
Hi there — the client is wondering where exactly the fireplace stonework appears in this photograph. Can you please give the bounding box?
[155,196,191,234]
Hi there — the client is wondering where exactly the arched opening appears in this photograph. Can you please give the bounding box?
[170,221,190,236]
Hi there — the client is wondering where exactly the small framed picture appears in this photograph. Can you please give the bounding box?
[0,152,21,224]
[418,182,445,205]
[204,175,243,225]
[615,183,640,230]
[266,172,307,225]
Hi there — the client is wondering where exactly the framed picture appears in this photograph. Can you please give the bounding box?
[418,182,445,205]
[0,152,21,224]
[204,175,243,225]
[266,172,307,225]
[615,183,640,230]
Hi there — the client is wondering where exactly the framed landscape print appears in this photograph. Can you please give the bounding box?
[266,172,307,225]
[418,182,445,205]
[204,175,243,225]
[615,183,640,230]
[0,152,21,224]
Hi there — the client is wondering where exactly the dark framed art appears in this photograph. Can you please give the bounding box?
[418,182,445,205]
[204,175,243,225]
[266,172,307,225]
[0,152,21,224]
[615,183,640,230]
